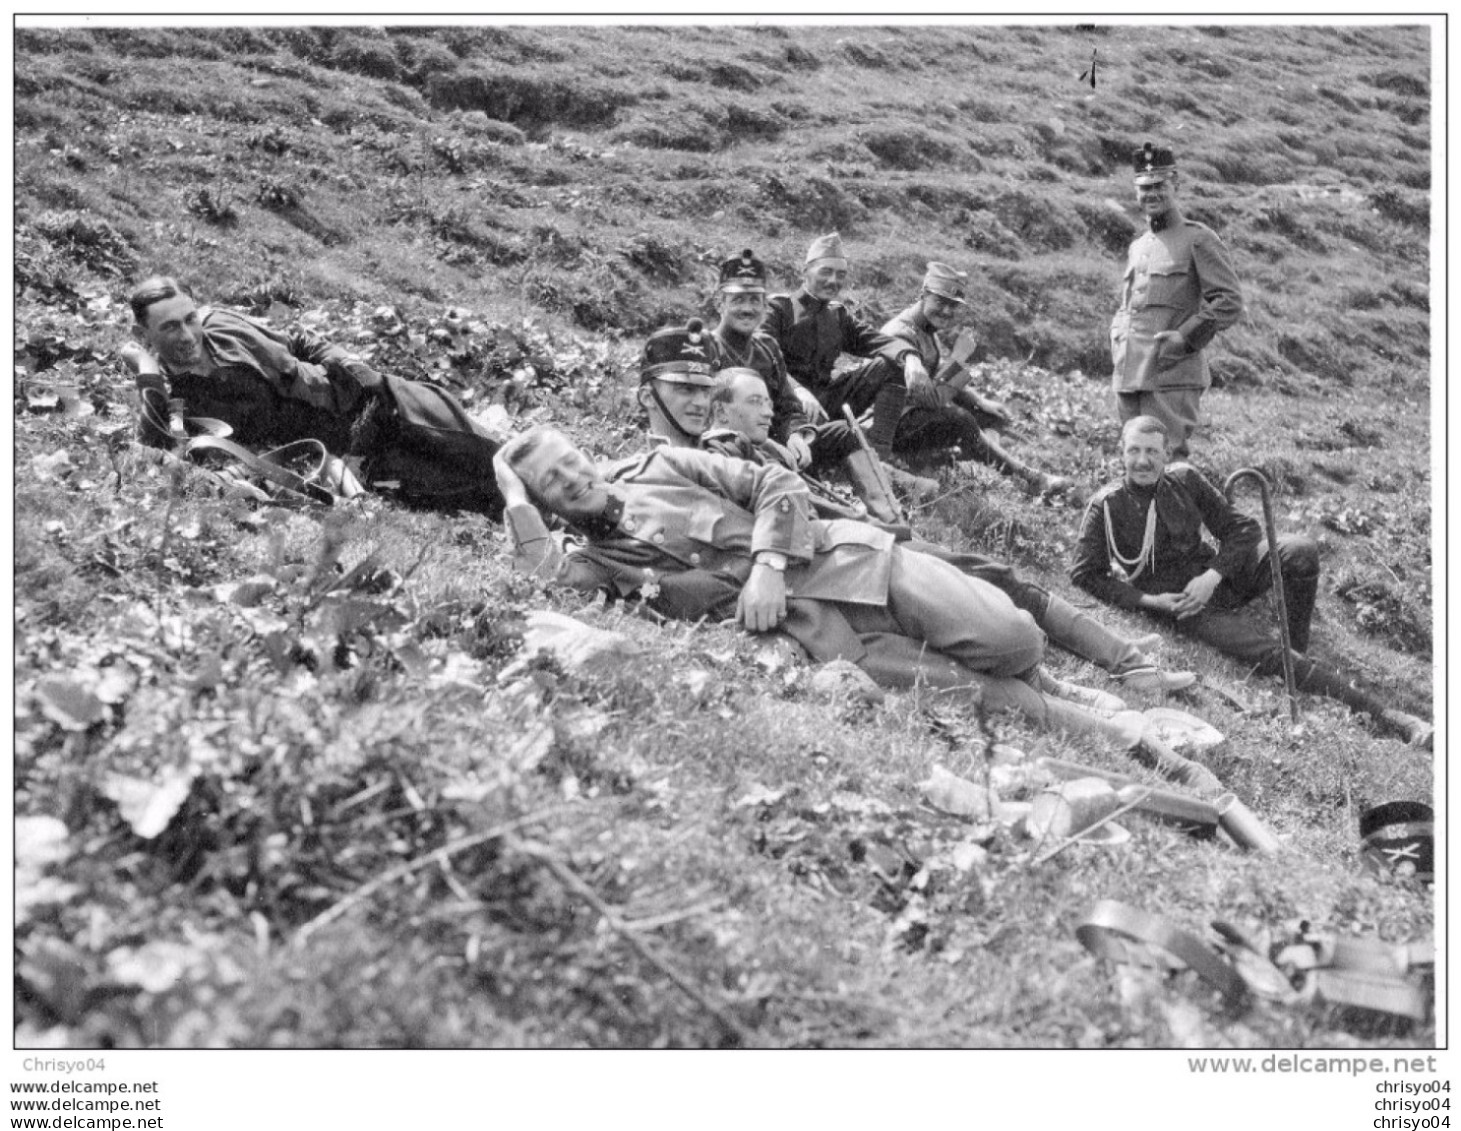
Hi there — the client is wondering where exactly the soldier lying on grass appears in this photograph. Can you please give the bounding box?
[120,276,504,515]
[699,365,1195,695]
[1071,415,1432,747]
[492,423,1212,757]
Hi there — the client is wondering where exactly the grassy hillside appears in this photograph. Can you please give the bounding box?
[13,22,1435,1049]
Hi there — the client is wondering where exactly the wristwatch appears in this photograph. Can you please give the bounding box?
[754,552,788,572]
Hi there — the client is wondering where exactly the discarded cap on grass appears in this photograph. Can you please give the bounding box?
[1024,778,1130,846]
[1359,801,1433,882]
[1214,794,1282,855]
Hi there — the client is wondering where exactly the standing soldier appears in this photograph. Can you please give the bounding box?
[765,232,939,461]
[1110,143,1243,458]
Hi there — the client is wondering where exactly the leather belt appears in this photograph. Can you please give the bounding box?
[1076,899,1247,1008]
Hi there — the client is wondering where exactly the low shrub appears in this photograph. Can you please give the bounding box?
[1367,68,1427,99]
[986,189,1085,253]
[959,209,1026,259]
[185,186,240,227]
[1368,185,1429,231]
[31,210,137,277]
[328,31,402,82]
[426,68,632,130]
[706,61,764,92]
[1073,200,1137,256]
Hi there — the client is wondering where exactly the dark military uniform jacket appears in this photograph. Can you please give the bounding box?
[505,445,899,662]
[764,288,911,395]
[1110,217,1243,392]
[137,307,372,452]
[707,326,807,444]
[1070,464,1262,610]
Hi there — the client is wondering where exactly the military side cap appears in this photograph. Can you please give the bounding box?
[1132,142,1177,185]
[805,231,846,264]
[718,248,767,293]
[922,261,968,304]
[640,318,717,386]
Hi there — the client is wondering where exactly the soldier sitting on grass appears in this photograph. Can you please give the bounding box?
[120,276,504,515]
[764,232,943,513]
[707,248,931,523]
[1071,415,1432,747]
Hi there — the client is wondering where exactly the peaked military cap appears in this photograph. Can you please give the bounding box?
[718,248,767,293]
[805,231,846,264]
[922,261,968,304]
[639,318,717,386]
[1132,142,1177,185]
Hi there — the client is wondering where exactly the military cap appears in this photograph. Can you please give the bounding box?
[718,248,767,293]
[1132,142,1177,185]
[922,261,968,304]
[639,318,717,386]
[805,231,846,264]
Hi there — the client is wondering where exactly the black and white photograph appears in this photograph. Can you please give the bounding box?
[8,11,1446,1125]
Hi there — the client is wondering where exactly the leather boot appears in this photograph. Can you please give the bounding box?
[868,380,908,459]
[842,450,903,525]
[1282,571,1319,653]
[1285,655,1432,747]
[1040,592,1143,673]
[1039,696,1146,748]
[1039,698,1224,794]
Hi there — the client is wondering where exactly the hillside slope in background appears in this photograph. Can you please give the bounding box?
[17,23,1430,383]
[13,22,1435,1049]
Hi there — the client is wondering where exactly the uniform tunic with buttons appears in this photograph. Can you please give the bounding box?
[764,289,911,397]
[1067,465,1400,725]
[1070,464,1260,610]
[1110,219,1243,393]
[506,445,1042,678]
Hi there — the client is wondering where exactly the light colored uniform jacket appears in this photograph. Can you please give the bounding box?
[1110,218,1243,392]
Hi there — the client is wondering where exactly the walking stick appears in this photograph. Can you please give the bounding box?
[1223,468,1301,725]
[840,403,907,526]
